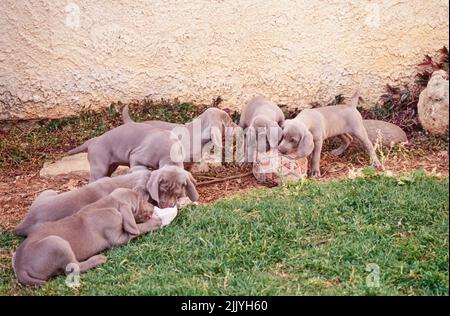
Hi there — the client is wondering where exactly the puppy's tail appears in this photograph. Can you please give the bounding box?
[349,88,362,107]
[68,138,94,155]
[122,105,134,124]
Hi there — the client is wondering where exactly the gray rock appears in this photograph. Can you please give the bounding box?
[363,119,408,147]
[418,70,449,135]
[39,153,128,178]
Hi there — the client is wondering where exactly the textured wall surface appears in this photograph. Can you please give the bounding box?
[0,0,449,119]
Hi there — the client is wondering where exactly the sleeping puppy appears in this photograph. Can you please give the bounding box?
[12,188,174,286]
[15,167,198,236]
[122,106,238,165]
[68,124,185,182]
[279,90,381,177]
[239,96,285,153]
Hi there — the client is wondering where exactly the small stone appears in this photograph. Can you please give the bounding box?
[362,120,408,147]
[39,153,128,178]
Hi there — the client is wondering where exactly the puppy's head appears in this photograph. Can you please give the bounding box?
[146,166,198,208]
[200,108,237,147]
[110,188,153,223]
[279,120,314,157]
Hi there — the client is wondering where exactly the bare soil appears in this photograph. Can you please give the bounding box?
[1,144,447,232]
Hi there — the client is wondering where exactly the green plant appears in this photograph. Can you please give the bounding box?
[416,46,449,87]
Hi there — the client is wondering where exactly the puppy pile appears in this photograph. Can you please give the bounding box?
[13,90,383,286]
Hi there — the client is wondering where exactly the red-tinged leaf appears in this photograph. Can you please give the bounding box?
[400,92,410,103]
[418,55,433,67]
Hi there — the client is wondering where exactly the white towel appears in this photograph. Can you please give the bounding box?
[154,206,178,227]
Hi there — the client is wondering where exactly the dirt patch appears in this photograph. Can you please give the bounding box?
[0,144,447,232]
[319,147,449,180]
[0,163,263,232]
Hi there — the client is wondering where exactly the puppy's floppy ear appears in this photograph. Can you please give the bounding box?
[146,170,161,205]
[184,171,199,202]
[276,125,283,143]
[186,170,197,185]
[118,203,140,236]
[266,124,283,147]
[297,129,314,157]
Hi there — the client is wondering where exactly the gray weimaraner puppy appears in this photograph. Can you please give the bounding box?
[239,96,285,153]
[68,123,185,182]
[279,90,381,177]
[15,167,198,236]
[122,106,237,166]
[13,188,177,286]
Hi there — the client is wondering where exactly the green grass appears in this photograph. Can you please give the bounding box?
[0,173,448,295]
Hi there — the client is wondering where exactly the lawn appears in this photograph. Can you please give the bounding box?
[0,173,448,295]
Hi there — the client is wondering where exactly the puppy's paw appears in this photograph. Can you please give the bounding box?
[154,206,178,227]
[372,159,383,170]
[309,169,321,178]
[96,255,108,265]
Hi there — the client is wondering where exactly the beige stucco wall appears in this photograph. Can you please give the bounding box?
[0,0,448,120]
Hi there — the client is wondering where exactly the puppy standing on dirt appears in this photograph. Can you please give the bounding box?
[68,123,185,182]
[279,90,381,177]
[122,106,237,165]
[239,96,285,153]
[13,188,177,286]
[15,168,198,236]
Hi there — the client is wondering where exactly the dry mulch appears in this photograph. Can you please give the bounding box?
[0,164,262,232]
[0,146,448,232]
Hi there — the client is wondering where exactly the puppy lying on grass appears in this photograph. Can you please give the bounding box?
[13,188,178,286]
[279,90,381,177]
[68,123,185,182]
[15,168,198,236]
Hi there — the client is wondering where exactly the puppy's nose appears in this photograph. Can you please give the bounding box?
[278,146,287,154]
